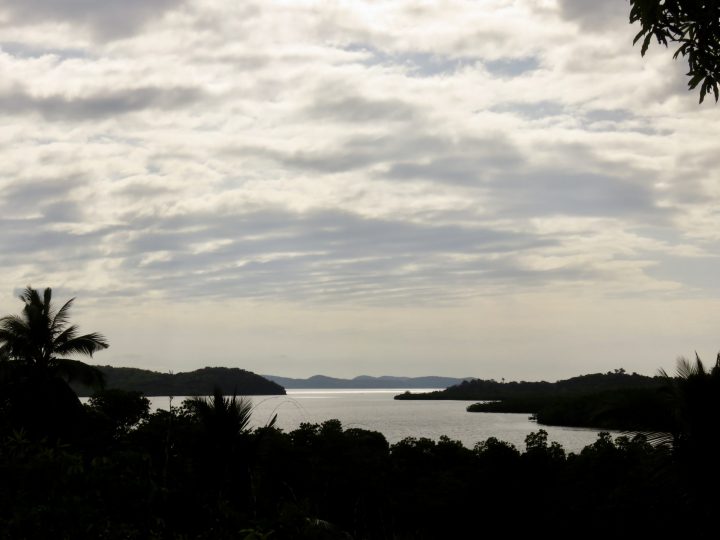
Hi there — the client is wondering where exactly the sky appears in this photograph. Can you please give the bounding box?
[1,0,719,381]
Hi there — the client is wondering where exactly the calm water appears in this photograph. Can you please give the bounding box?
[139,389,617,454]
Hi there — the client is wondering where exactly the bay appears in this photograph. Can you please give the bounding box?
[139,388,618,453]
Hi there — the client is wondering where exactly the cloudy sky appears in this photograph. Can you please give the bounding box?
[1,0,719,380]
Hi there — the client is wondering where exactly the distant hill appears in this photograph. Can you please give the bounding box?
[72,366,286,397]
[395,370,672,431]
[263,374,473,389]
[394,371,664,401]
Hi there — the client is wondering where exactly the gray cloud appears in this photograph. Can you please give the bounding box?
[484,57,540,78]
[490,100,567,119]
[645,253,720,294]
[0,0,187,40]
[101,207,565,303]
[1,176,82,207]
[235,132,521,176]
[557,0,629,31]
[0,41,90,60]
[492,102,662,135]
[385,145,522,185]
[305,94,418,123]
[0,85,205,121]
[136,208,550,256]
[345,44,538,80]
[491,170,668,220]
[113,181,177,200]
[0,216,113,262]
[0,176,88,224]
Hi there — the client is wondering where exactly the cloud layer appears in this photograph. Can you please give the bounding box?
[1,0,718,377]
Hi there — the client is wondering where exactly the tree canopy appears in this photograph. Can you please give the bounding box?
[630,0,720,102]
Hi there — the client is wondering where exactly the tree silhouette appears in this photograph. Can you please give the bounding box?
[657,352,720,453]
[654,353,720,517]
[630,0,720,102]
[184,387,255,447]
[0,286,108,439]
[184,388,275,510]
[0,286,108,386]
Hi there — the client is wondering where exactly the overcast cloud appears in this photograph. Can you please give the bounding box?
[1,0,718,379]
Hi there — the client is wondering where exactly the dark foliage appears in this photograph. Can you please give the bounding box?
[2,409,713,540]
[396,370,665,401]
[467,386,674,431]
[630,0,720,103]
[399,370,672,430]
[72,365,286,397]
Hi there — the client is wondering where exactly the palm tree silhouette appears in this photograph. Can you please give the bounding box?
[185,387,258,448]
[0,286,109,439]
[657,352,720,453]
[185,388,276,505]
[658,353,720,517]
[0,286,108,386]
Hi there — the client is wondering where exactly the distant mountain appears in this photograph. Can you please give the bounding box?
[262,374,473,389]
[72,366,286,397]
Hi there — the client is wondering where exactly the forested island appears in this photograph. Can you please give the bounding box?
[396,370,673,430]
[72,366,286,397]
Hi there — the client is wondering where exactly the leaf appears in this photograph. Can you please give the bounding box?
[641,33,653,56]
[688,72,705,89]
[633,28,647,46]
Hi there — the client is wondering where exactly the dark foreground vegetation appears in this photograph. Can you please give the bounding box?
[72,366,286,397]
[2,404,714,540]
[2,287,720,538]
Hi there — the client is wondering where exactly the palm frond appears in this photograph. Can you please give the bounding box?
[0,316,36,361]
[53,325,78,347]
[20,286,42,307]
[54,332,109,357]
[42,287,52,315]
[676,356,695,379]
[2,286,109,381]
[693,351,706,375]
[186,387,254,437]
[229,394,253,433]
[0,314,31,337]
[50,298,75,336]
[186,394,214,422]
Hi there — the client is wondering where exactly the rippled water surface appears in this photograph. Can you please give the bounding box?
[142,389,616,453]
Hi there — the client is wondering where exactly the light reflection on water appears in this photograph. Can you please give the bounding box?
[124,388,619,454]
